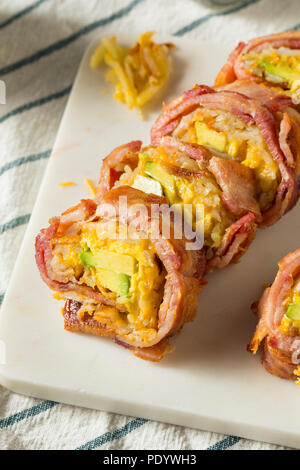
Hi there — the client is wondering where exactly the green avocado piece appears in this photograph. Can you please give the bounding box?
[145,161,177,203]
[260,59,300,83]
[96,267,130,298]
[132,174,163,196]
[195,121,227,153]
[138,152,149,160]
[286,302,300,321]
[80,249,137,276]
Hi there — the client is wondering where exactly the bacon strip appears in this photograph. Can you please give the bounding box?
[215,42,245,87]
[215,31,300,87]
[63,300,174,361]
[208,156,261,220]
[35,186,205,360]
[151,85,214,145]
[159,135,212,166]
[96,140,142,199]
[218,79,294,113]
[279,112,295,168]
[206,212,256,273]
[248,248,300,381]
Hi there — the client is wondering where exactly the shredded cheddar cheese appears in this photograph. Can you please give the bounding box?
[294,366,300,386]
[59,181,75,187]
[53,292,66,301]
[90,32,174,114]
[84,177,97,197]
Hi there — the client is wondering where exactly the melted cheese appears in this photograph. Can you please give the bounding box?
[51,224,165,340]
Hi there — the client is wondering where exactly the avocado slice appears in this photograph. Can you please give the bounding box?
[286,302,300,321]
[96,267,130,298]
[132,174,163,196]
[80,249,137,276]
[145,161,177,203]
[195,121,227,153]
[138,152,149,160]
[260,59,300,84]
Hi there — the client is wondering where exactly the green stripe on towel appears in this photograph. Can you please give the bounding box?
[0,0,144,77]
[76,417,148,450]
[0,150,51,177]
[175,0,261,36]
[207,435,242,450]
[0,214,31,235]
[0,400,57,429]
[0,86,71,124]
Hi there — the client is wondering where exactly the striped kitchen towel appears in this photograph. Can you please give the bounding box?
[0,0,296,450]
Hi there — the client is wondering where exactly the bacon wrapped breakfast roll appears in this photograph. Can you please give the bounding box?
[151,85,300,227]
[215,31,300,104]
[96,140,257,272]
[35,186,205,361]
[249,248,300,384]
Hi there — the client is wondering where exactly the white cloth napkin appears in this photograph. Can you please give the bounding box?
[0,0,298,450]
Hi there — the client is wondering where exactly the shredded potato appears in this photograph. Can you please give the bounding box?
[90,32,174,113]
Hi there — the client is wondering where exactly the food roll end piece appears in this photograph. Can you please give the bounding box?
[150,84,300,228]
[215,31,300,104]
[248,248,300,385]
[35,186,205,361]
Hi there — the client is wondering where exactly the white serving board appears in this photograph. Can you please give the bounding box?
[1,34,300,449]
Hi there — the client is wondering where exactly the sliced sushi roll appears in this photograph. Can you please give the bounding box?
[96,140,258,272]
[151,85,300,227]
[215,31,300,104]
[35,186,205,361]
[249,248,300,384]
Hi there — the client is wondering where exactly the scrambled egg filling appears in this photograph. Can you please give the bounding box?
[294,365,300,386]
[90,32,173,114]
[118,146,234,256]
[241,47,300,100]
[175,108,280,212]
[51,222,165,344]
[279,275,300,336]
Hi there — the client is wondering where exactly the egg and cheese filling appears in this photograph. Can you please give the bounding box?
[174,108,280,212]
[116,146,234,257]
[240,46,300,101]
[50,221,166,345]
[279,275,300,336]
